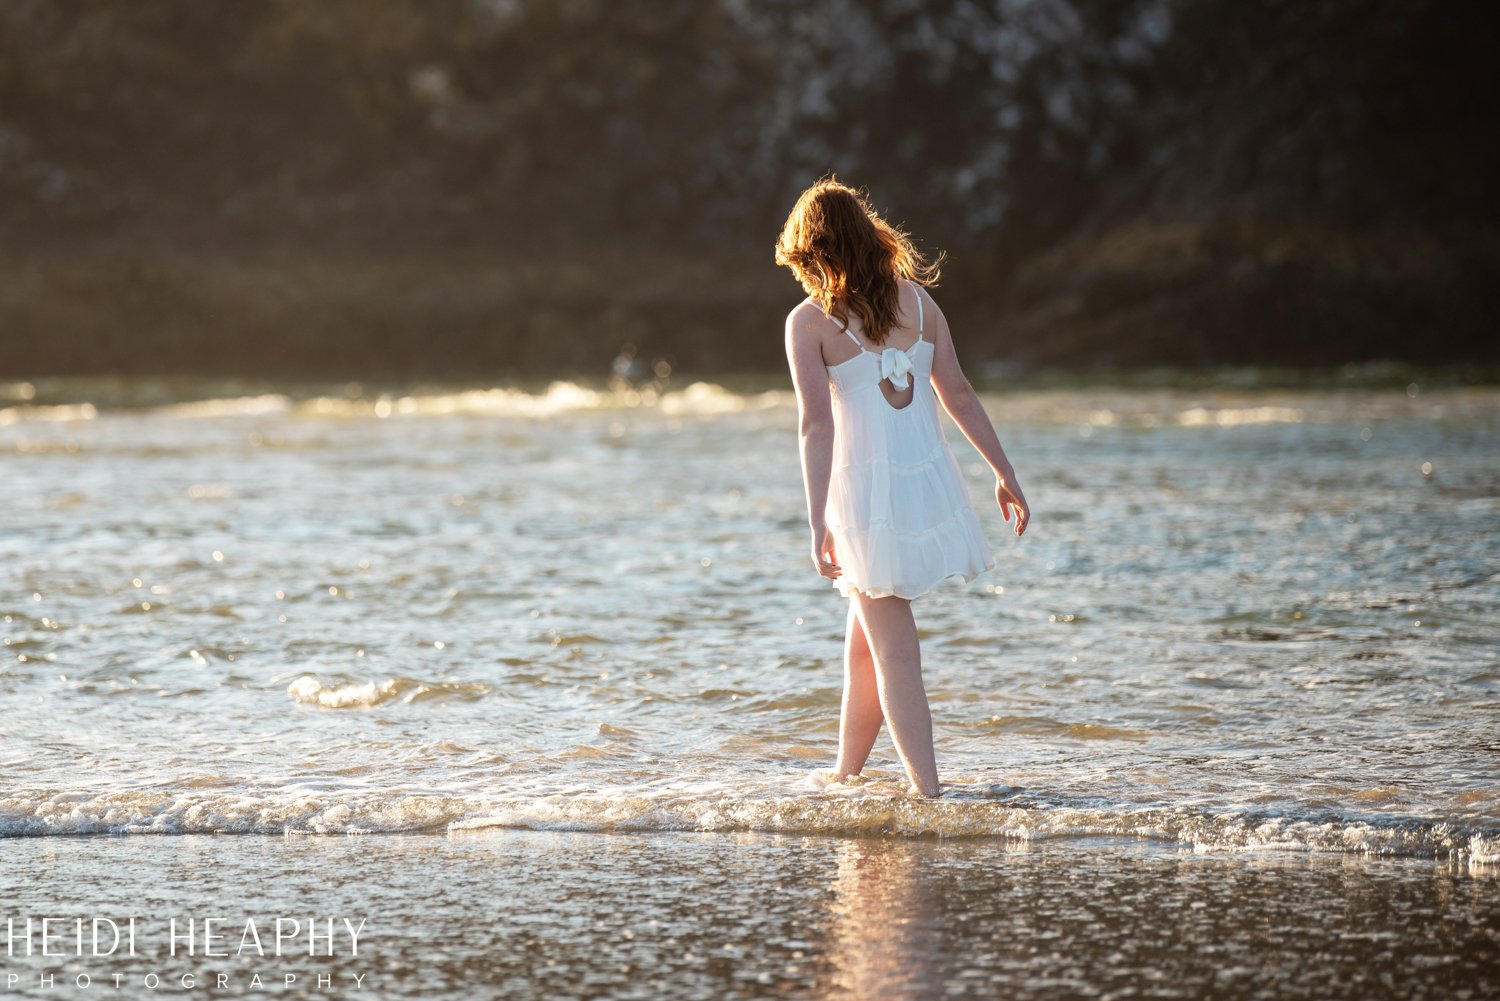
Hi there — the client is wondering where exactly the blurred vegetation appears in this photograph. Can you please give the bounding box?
[0,0,1495,377]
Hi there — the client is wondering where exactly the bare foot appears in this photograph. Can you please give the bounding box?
[806,768,857,790]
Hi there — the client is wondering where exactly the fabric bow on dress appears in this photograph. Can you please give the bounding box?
[879,347,914,390]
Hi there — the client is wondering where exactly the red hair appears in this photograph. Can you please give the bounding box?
[774,178,942,345]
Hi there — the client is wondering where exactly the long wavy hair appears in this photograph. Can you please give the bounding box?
[774,178,942,345]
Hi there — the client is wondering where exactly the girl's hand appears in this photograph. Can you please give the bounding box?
[997,479,1030,537]
[810,525,841,580]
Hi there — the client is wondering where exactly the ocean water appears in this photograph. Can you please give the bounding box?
[1,375,1497,862]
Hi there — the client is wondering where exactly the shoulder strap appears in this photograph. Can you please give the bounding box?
[835,316,862,347]
[910,280,924,339]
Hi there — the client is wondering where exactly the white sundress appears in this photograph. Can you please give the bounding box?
[823,281,995,600]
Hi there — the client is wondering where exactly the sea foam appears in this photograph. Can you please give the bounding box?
[3,781,1494,867]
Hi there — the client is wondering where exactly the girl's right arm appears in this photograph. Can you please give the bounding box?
[923,290,1031,537]
[785,304,842,580]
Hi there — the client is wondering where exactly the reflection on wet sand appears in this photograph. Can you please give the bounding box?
[819,836,1034,1000]
[820,839,941,1000]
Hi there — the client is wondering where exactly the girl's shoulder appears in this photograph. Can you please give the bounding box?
[908,281,946,328]
[909,279,939,308]
[786,296,832,330]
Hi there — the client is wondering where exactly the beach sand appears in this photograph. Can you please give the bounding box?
[4,830,1495,1000]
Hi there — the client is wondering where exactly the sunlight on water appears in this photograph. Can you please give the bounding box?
[1,376,1497,871]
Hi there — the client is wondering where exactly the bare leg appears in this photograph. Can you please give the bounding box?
[851,592,940,797]
[835,600,883,778]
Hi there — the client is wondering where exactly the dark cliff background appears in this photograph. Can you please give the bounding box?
[1,0,1496,378]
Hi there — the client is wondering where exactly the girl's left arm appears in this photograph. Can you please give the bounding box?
[924,292,1031,537]
[785,305,841,579]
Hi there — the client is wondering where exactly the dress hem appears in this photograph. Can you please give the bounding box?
[832,557,996,601]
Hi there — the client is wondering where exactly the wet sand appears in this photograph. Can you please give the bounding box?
[3,830,1495,1000]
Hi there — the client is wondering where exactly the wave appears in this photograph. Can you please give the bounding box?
[295,382,612,419]
[154,394,293,417]
[1015,389,1488,428]
[4,380,1488,428]
[0,402,98,426]
[286,674,492,708]
[1175,405,1306,426]
[3,778,1495,866]
[291,381,790,419]
[0,381,793,423]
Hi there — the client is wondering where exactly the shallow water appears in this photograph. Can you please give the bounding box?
[1,376,1498,864]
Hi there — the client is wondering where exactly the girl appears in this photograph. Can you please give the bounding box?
[777,179,1030,798]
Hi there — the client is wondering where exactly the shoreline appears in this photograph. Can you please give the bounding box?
[3,825,1496,872]
[3,776,1495,868]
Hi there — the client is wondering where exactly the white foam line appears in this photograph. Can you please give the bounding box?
[5,786,1493,864]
